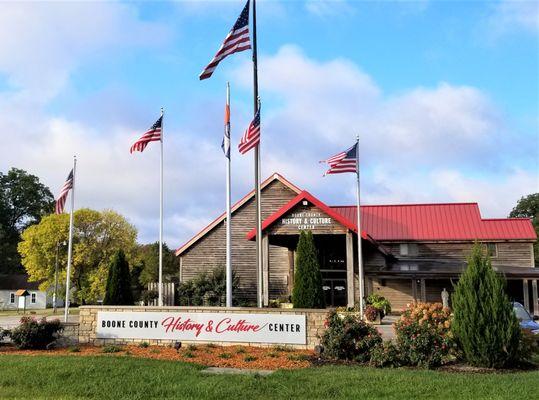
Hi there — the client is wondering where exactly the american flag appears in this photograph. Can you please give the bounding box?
[55,170,73,214]
[223,101,231,158]
[238,108,260,154]
[130,116,162,154]
[199,0,251,80]
[321,142,358,175]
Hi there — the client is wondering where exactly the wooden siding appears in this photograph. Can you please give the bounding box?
[382,241,535,267]
[371,278,414,312]
[180,180,298,301]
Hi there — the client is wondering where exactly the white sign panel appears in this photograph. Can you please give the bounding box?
[96,311,307,345]
[281,212,332,230]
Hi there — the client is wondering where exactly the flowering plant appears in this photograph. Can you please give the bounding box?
[394,302,453,368]
[364,305,379,322]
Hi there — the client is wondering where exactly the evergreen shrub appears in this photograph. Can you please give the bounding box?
[451,243,521,368]
[292,230,324,308]
[103,250,134,305]
[177,266,239,306]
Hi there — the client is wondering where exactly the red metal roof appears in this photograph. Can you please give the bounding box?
[331,203,536,241]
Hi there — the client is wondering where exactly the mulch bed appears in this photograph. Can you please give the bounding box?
[0,343,314,370]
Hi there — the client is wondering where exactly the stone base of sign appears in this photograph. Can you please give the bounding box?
[77,306,328,349]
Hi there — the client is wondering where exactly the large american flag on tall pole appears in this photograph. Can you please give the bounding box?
[321,142,358,175]
[199,0,251,80]
[130,116,163,154]
[55,170,73,214]
[238,107,260,154]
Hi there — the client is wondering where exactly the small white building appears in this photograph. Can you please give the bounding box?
[0,274,53,310]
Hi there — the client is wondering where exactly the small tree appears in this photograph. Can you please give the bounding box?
[451,243,521,368]
[103,250,134,305]
[292,230,324,308]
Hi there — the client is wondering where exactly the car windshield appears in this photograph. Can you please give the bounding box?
[513,305,532,321]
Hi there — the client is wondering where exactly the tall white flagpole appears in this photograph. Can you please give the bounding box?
[158,107,164,307]
[225,83,233,307]
[355,136,365,318]
[64,156,76,323]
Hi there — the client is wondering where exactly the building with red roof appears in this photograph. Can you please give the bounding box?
[176,173,538,315]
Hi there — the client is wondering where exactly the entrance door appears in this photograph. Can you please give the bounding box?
[316,235,347,307]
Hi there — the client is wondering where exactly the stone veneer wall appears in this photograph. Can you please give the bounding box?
[78,306,328,349]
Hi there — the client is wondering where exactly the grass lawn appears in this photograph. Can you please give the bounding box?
[0,355,538,400]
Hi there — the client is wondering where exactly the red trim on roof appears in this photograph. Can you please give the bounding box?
[175,173,302,256]
[245,191,365,240]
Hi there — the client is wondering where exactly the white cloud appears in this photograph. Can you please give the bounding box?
[0,2,169,102]
[485,0,539,38]
[304,0,354,17]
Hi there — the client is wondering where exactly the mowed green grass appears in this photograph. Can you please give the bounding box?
[0,355,538,400]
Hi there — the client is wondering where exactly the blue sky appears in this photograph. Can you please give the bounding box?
[0,0,537,246]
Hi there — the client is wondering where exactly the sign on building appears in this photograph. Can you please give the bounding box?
[96,311,307,345]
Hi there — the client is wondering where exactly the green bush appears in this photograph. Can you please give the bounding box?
[102,344,123,353]
[10,317,63,349]
[366,293,392,317]
[103,250,134,306]
[177,266,240,306]
[292,230,324,308]
[321,310,382,363]
[452,243,522,368]
[370,341,404,368]
[0,328,10,342]
[394,302,453,369]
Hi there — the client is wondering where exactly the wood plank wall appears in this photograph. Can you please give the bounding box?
[382,242,534,267]
[180,180,298,302]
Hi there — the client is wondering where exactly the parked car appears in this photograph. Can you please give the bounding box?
[512,302,539,334]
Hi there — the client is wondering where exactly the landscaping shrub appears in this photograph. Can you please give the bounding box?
[0,328,9,342]
[103,250,134,305]
[177,266,239,306]
[452,243,522,368]
[140,290,158,306]
[394,302,453,368]
[364,305,379,322]
[292,230,324,308]
[321,310,382,362]
[370,341,403,368]
[366,293,392,317]
[10,317,63,349]
[102,344,123,353]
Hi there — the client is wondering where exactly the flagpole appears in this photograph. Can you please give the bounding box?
[64,155,76,323]
[159,107,164,307]
[252,0,263,308]
[355,135,365,318]
[225,82,233,307]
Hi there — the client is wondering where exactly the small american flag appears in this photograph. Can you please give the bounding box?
[130,116,162,154]
[199,0,251,80]
[321,142,358,175]
[55,170,73,214]
[238,108,260,154]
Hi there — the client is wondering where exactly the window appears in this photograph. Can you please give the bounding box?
[9,293,15,304]
[486,243,497,258]
[399,243,418,256]
[31,293,36,304]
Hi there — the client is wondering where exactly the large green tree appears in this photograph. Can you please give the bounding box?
[0,168,54,273]
[135,242,179,286]
[292,230,325,309]
[451,243,521,368]
[18,208,137,304]
[509,193,539,266]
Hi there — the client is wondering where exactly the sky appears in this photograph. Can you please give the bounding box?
[0,0,537,247]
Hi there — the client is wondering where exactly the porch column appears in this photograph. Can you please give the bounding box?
[420,279,426,302]
[523,279,530,312]
[287,249,295,296]
[412,278,418,302]
[346,231,355,308]
[532,279,538,317]
[262,233,270,306]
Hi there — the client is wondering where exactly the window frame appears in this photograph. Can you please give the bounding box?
[31,292,37,304]
[399,243,419,257]
[9,292,15,304]
[486,243,498,258]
